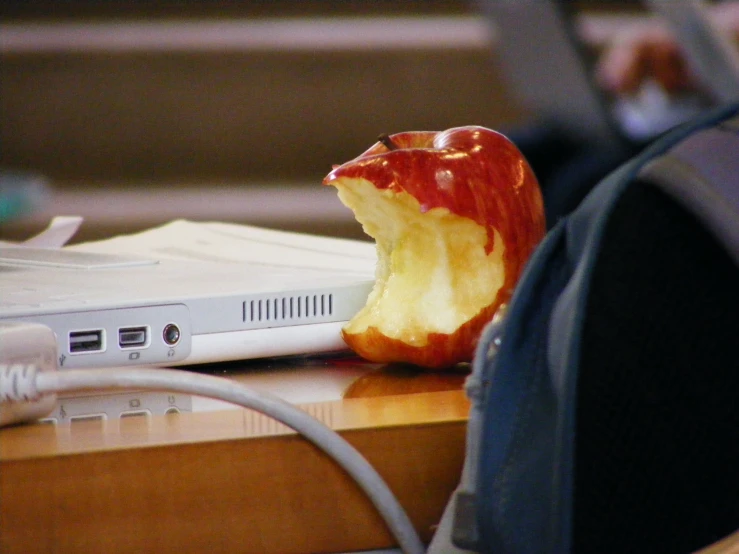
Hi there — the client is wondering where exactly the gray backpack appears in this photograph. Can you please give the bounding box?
[430,103,739,553]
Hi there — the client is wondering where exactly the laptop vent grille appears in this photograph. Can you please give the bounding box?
[243,294,333,323]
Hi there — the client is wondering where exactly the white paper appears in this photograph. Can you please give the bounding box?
[68,219,377,274]
[0,215,83,248]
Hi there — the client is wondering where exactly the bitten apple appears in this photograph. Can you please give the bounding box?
[323,126,545,368]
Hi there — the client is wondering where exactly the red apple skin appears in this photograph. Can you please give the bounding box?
[324,126,545,368]
[339,303,501,369]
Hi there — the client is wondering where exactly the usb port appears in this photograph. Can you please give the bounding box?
[69,329,105,354]
[70,413,107,424]
[118,326,149,349]
[120,409,151,419]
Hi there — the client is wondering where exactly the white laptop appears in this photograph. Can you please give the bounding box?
[0,219,376,370]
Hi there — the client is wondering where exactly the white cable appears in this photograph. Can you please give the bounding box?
[15,367,425,554]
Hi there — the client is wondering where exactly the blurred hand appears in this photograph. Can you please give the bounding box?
[596,23,698,96]
[595,2,739,97]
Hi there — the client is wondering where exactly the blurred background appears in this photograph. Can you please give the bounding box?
[0,1,704,244]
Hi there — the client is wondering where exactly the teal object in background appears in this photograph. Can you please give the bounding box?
[0,170,50,223]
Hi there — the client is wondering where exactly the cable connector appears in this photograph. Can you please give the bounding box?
[0,363,41,402]
[0,322,58,427]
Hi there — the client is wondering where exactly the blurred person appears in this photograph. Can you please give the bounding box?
[493,0,739,228]
[596,1,739,98]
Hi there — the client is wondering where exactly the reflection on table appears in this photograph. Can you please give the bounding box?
[0,354,471,554]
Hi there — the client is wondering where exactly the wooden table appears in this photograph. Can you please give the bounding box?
[0,356,470,554]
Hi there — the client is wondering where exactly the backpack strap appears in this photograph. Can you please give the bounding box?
[639,113,739,266]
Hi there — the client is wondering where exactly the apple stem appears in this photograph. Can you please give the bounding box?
[377,133,399,151]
